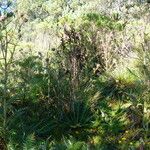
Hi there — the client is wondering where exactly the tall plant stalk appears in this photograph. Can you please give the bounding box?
[3,31,8,137]
[0,9,22,143]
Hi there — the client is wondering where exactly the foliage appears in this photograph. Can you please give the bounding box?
[0,0,149,150]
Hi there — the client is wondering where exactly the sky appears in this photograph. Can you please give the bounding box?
[0,0,15,15]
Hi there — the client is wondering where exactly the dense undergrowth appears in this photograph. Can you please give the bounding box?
[0,0,150,149]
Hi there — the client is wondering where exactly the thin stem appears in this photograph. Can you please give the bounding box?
[3,30,8,137]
